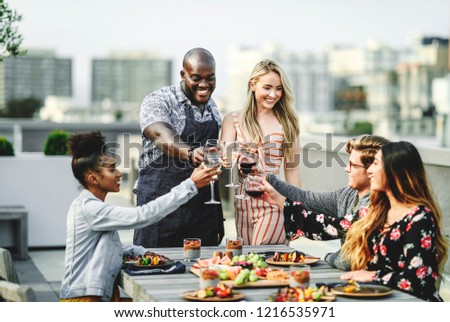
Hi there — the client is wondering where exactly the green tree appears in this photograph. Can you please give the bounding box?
[0,0,26,60]
[1,97,42,118]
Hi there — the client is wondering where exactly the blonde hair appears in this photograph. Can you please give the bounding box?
[342,142,448,273]
[242,59,299,161]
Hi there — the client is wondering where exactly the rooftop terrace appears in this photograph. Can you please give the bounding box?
[1,124,449,301]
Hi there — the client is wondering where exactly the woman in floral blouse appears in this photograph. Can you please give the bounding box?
[340,141,448,302]
[255,141,448,301]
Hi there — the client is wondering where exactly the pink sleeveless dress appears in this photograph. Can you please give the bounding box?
[232,112,288,245]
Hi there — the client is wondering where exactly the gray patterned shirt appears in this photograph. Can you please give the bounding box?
[139,82,221,168]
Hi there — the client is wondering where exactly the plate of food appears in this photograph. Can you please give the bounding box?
[269,285,336,302]
[190,266,289,288]
[265,251,320,266]
[123,253,173,268]
[182,283,245,302]
[332,280,393,298]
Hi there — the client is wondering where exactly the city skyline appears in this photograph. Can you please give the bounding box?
[11,0,450,107]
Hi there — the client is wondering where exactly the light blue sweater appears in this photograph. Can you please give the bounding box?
[60,178,197,301]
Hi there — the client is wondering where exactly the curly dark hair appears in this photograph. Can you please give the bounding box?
[67,131,106,187]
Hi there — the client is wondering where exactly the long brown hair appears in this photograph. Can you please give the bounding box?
[342,141,448,272]
[242,59,299,161]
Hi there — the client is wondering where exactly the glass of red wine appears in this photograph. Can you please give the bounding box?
[244,174,264,198]
[235,150,258,200]
[239,150,258,175]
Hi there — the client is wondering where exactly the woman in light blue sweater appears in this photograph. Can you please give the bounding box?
[60,131,219,302]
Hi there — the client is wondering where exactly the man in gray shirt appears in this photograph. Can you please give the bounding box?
[266,135,389,270]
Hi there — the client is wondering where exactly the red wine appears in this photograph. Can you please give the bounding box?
[241,162,256,174]
[245,190,264,198]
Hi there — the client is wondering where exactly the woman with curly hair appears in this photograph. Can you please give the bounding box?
[341,141,448,301]
[60,131,219,301]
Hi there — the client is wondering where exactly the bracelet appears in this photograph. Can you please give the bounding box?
[187,146,197,167]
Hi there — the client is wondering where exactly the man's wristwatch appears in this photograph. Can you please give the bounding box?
[187,146,197,167]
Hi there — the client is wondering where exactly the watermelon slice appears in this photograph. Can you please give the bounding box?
[193,256,222,269]
[219,255,232,265]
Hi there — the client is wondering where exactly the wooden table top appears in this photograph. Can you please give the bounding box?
[120,244,422,302]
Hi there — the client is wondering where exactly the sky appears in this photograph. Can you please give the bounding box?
[10,0,450,107]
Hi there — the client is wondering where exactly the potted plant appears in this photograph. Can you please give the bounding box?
[43,129,70,155]
[0,136,14,156]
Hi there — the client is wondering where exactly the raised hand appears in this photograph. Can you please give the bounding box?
[191,147,204,166]
[190,164,221,188]
[251,175,286,208]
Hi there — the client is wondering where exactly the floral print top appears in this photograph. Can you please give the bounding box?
[283,200,442,302]
[283,199,368,241]
[368,205,442,302]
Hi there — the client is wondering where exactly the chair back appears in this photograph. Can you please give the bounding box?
[0,280,36,302]
[0,248,19,283]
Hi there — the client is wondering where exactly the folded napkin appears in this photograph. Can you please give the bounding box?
[124,261,186,276]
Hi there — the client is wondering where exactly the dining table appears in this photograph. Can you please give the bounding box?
[120,244,423,302]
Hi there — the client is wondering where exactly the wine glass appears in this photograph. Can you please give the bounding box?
[244,174,264,198]
[203,139,223,205]
[223,141,240,188]
[235,150,258,200]
[239,150,259,175]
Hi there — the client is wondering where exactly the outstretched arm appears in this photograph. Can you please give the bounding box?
[283,199,357,241]
[252,176,356,242]
[82,166,220,231]
[268,173,341,216]
[144,122,203,166]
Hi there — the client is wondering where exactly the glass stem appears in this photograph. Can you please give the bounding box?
[210,181,215,201]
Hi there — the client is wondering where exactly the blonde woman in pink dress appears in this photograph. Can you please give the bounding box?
[220,59,301,245]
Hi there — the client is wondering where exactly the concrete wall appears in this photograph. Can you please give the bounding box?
[0,156,79,247]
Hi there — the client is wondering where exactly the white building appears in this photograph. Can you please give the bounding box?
[397,35,449,120]
[0,49,72,109]
[91,51,172,121]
